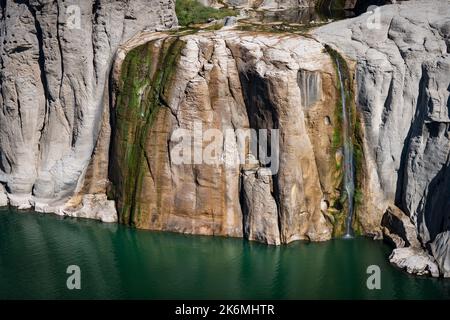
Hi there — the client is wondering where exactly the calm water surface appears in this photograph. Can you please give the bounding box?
[0,208,449,299]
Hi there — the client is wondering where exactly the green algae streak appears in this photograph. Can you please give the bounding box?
[110,37,184,227]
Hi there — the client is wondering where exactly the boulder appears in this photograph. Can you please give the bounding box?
[381,205,420,248]
[242,168,280,245]
[390,247,440,277]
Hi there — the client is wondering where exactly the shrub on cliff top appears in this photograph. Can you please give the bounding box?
[176,0,237,26]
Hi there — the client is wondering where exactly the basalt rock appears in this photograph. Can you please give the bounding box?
[110,31,335,243]
[381,205,420,248]
[314,0,450,276]
[389,247,440,277]
[0,0,177,219]
[381,205,440,276]
[0,184,7,207]
[430,231,450,278]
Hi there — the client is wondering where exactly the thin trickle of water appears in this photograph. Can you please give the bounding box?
[335,58,355,238]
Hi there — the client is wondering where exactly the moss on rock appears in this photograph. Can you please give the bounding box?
[325,45,365,237]
[112,37,185,226]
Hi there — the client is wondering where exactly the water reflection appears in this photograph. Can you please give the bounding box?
[0,208,449,299]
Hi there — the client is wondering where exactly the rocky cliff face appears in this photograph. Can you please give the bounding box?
[314,0,450,276]
[1,0,449,277]
[0,0,177,219]
[200,0,316,9]
[200,0,395,10]
[110,32,337,244]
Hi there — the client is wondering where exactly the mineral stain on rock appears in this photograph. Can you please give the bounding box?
[110,32,336,243]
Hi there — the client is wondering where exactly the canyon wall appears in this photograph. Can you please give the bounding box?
[199,0,316,9]
[108,0,450,275]
[0,0,448,277]
[0,0,177,219]
[109,32,339,244]
[200,0,395,10]
[314,0,450,276]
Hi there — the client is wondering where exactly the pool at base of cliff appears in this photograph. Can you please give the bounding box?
[0,208,449,299]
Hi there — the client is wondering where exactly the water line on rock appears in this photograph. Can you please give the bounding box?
[335,58,355,238]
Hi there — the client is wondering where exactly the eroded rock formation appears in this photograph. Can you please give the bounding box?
[201,0,396,11]
[0,0,449,278]
[381,205,439,276]
[200,0,316,9]
[0,0,177,219]
[314,0,450,276]
[110,32,337,244]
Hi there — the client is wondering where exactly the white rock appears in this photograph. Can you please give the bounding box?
[62,194,117,223]
[314,0,450,277]
[0,0,177,217]
[0,185,8,207]
[7,194,32,210]
[320,199,329,212]
[430,231,450,278]
[390,247,440,277]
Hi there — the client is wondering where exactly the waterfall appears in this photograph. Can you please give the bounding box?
[335,58,355,238]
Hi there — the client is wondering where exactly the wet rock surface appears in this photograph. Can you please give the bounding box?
[315,0,450,276]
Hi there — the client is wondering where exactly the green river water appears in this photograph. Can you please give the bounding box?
[0,208,449,299]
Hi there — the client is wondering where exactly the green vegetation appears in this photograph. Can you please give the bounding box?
[352,101,365,231]
[175,0,237,26]
[325,45,365,236]
[332,98,343,149]
[331,209,347,237]
[114,37,185,226]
